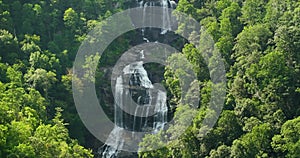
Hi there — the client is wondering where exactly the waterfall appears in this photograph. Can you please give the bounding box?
[140,0,173,38]
[161,0,171,34]
[101,61,168,158]
[100,1,176,157]
[153,90,168,133]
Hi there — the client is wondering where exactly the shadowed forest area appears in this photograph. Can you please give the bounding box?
[0,0,299,157]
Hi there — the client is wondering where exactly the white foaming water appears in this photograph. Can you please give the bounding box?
[123,61,153,89]
[101,60,168,157]
[153,90,168,133]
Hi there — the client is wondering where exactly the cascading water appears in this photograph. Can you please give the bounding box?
[101,60,169,158]
[100,1,176,157]
[161,0,171,34]
[140,0,174,36]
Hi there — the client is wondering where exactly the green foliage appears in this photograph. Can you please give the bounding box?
[139,0,299,157]
[233,24,272,60]
[25,68,57,97]
[240,0,267,25]
[0,30,19,64]
[29,50,60,72]
[231,123,273,158]
[0,0,300,157]
[139,133,169,158]
[208,145,231,158]
[182,43,210,81]
[176,0,198,18]
[63,8,79,29]
[20,34,41,55]
[272,116,300,158]
[27,108,92,158]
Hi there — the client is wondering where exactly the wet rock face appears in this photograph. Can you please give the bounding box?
[129,72,151,105]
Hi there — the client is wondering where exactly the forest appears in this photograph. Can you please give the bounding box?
[0,0,299,157]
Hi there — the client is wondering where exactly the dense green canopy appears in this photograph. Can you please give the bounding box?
[0,0,299,157]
